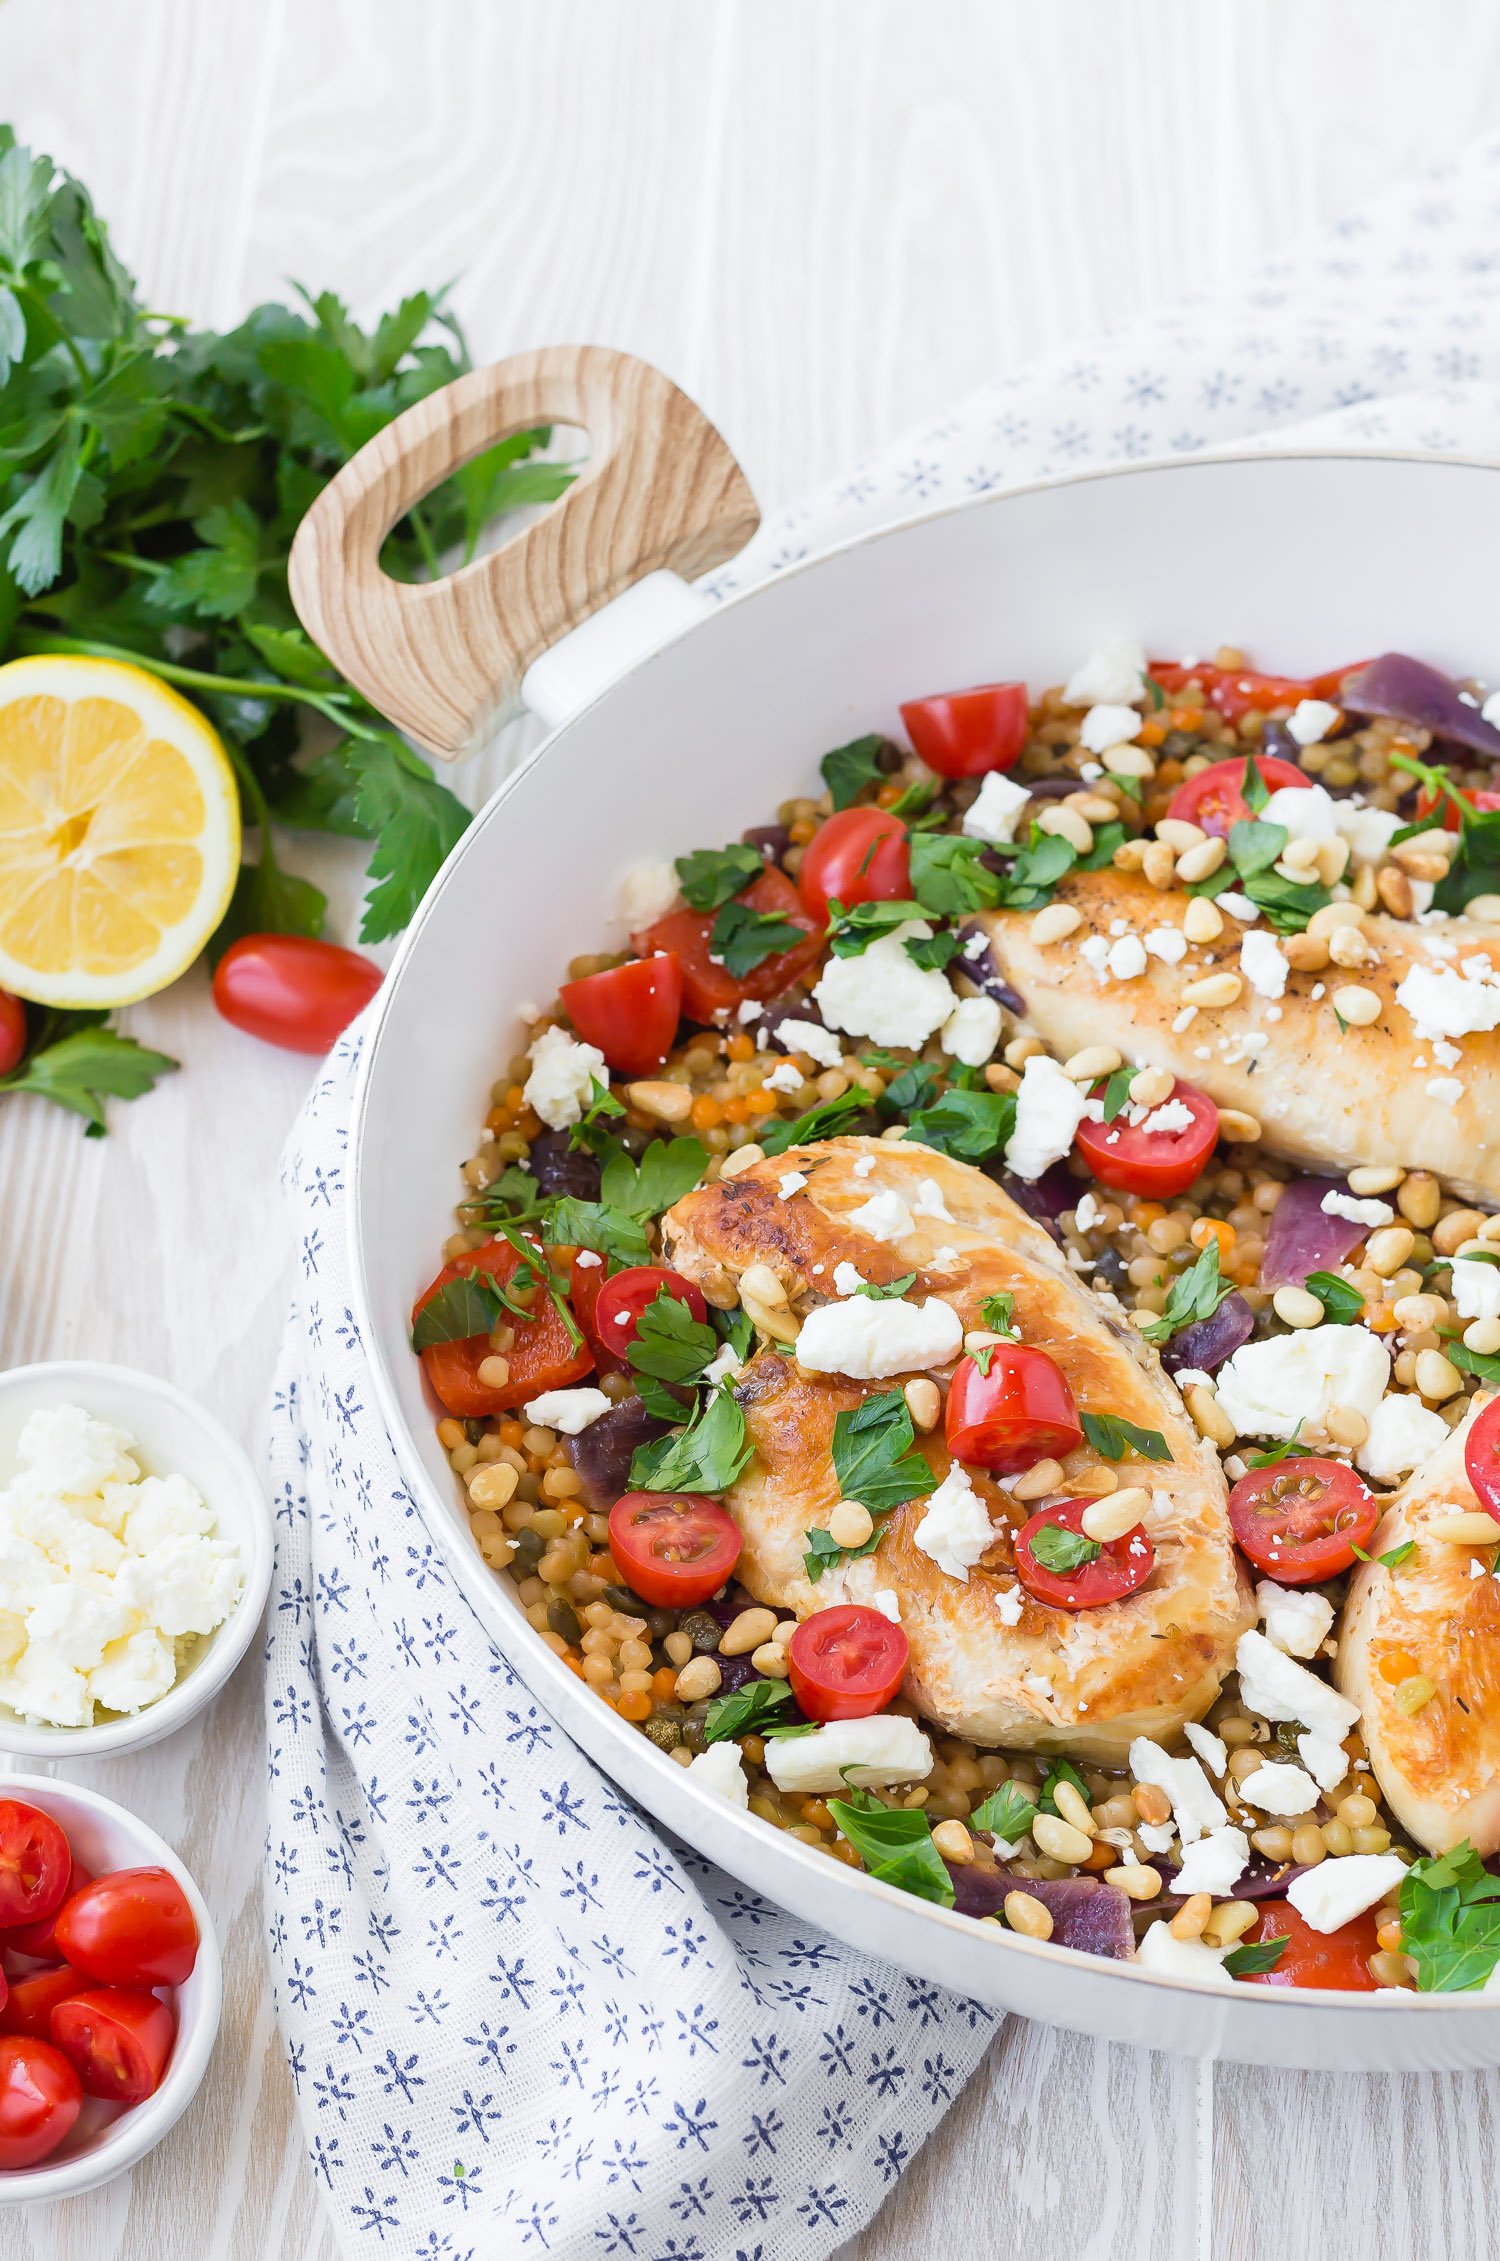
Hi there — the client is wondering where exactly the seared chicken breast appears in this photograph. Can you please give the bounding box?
[1337,1399,1500,1857]
[662,1138,1253,1759]
[982,870,1500,1204]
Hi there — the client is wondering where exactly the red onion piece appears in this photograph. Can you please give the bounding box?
[1160,1290,1255,1376]
[1259,1178,1367,1289]
[954,924,1026,1015]
[1342,652,1500,760]
[943,1864,1134,1957]
[567,1398,671,1509]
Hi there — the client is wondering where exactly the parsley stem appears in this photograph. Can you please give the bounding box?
[14,629,381,739]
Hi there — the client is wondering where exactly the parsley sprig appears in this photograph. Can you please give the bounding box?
[1139,1241,1236,1346]
[1399,1840,1500,1992]
[804,1391,936,1579]
[828,1788,955,1906]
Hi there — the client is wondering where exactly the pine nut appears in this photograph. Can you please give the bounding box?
[1376,866,1414,919]
[1328,928,1376,971]
[1133,1783,1173,1827]
[664,1629,694,1667]
[1141,839,1177,888]
[1030,901,1082,945]
[1176,837,1226,884]
[719,1143,765,1179]
[1064,1044,1122,1081]
[1105,1864,1163,1900]
[1186,1384,1235,1447]
[674,1655,722,1701]
[626,1078,693,1122]
[1284,931,1329,973]
[1003,1890,1055,1940]
[1314,837,1352,888]
[1392,829,1455,872]
[1426,1511,1500,1544]
[1102,743,1155,778]
[932,1819,974,1863]
[1415,1349,1463,1401]
[1349,1164,1404,1195]
[1273,1285,1324,1329]
[1005,1035,1046,1068]
[477,1353,512,1389]
[720,1606,779,1655]
[1218,1108,1261,1142]
[1071,793,1121,824]
[1308,902,1365,940]
[1465,1317,1500,1356]
[1365,1225,1415,1277]
[1182,971,1242,1009]
[1156,819,1208,853]
[1331,983,1380,1025]
[1080,1487,1149,1542]
[1038,805,1094,854]
[1169,1893,1213,1941]
[1183,896,1224,943]
[1394,1293,1445,1332]
[1397,1171,1441,1229]
[1465,893,1500,921]
[467,1461,519,1510]
[1051,1781,1097,1837]
[1032,1813,1092,1865]
[1129,1065,1175,1107]
[904,1378,941,1431]
[751,1643,789,1677]
[1324,1403,1368,1448]
[827,1500,875,1549]
[1203,1899,1258,1947]
[1433,1208,1486,1256]
[1281,835,1321,874]
[1009,1457,1064,1501]
[740,1262,789,1307]
[1113,838,1149,872]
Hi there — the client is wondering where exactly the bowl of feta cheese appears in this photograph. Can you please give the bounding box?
[0,1364,272,1756]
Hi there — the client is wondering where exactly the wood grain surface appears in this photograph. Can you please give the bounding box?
[3,4,1500,2256]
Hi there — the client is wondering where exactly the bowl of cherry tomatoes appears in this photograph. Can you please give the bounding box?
[0,1778,220,2200]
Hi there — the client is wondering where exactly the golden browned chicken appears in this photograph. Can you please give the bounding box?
[981,870,1500,1204]
[661,1138,1253,1759]
[1337,1399,1500,1856]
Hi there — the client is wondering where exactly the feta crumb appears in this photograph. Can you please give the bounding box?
[870,1590,901,1623]
[1261,782,1342,841]
[1484,691,1500,728]
[523,1025,608,1130]
[1257,1580,1335,1660]
[1356,1392,1449,1484]
[1426,1076,1464,1106]
[993,1583,1024,1626]
[913,1464,996,1582]
[1005,1054,1088,1182]
[1237,1761,1319,1817]
[912,1178,953,1222]
[1321,1191,1394,1228]
[702,1344,744,1388]
[795,1295,964,1380]
[687,1740,749,1807]
[962,771,1033,846]
[1172,1006,1198,1033]
[1396,960,1500,1042]
[775,1017,843,1069]
[813,923,958,1050]
[777,1171,808,1199]
[1452,1256,1500,1323]
[1214,1326,1390,1444]
[852,1155,876,1178]
[1136,1924,1229,1982]
[1106,934,1148,981]
[1079,701,1144,753]
[1079,934,1112,982]
[763,1712,932,1794]
[1297,1732,1350,1795]
[1240,929,1288,1000]
[523,1388,612,1436]
[1216,891,1260,922]
[1063,639,1148,708]
[1175,1826,1250,1898]
[1287,1853,1407,1935]
[1286,698,1341,747]
[833,1261,868,1295]
[1183,1721,1228,1779]
[617,859,681,929]
[1074,1190,1101,1232]
[1144,925,1188,967]
[1128,1737,1227,1845]
[765,1060,802,1093]
[941,994,1003,1067]
[849,1188,915,1242]
[1139,1099,1195,1137]
[1235,1629,1360,1742]
[737,999,764,1024]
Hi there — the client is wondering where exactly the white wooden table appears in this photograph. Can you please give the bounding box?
[4,4,1500,2254]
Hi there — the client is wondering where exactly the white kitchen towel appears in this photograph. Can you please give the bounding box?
[267,137,1500,2261]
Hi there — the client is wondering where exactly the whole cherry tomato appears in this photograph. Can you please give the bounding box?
[607,1492,742,1609]
[0,990,25,1078]
[54,1866,199,1988]
[786,1605,909,1722]
[411,1234,593,1418]
[1074,1077,1219,1198]
[0,2035,82,2168]
[635,867,823,1022]
[0,1968,90,2044]
[592,1267,708,1363]
[944,1344,1082,1475]
[558,954,682,1078]
[899,682,1030,777]
[1013,1498,1156,1612]
[0,1802,72,1932]
[51,1988,176,2104]
[1226,1457,1378,1584]
[4,1858,91,1960]
[212,933,382,1053]
[1239,1899,1381,1991]
[1465,1397,1500,1523]
[1164,754,1307,837]
[796,809,912,928]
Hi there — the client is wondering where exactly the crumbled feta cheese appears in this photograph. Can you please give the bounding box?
[1356,1392,1449,1484]
[912,1464,995,1582]
[1321,1190,1394,1228]
[833,1261,868,1295]
[1172,1006,1198,1032]
[1297,1732,1350,1794]
[941,994,1002,1067]
[1144,925,1188,966]
[765,1060,803,1093]
[575,1250,602,1269]
[993,1583,1024,1626]
[737,999,763,1024]
[870,1589,901,1623]
[795,1296,964,1381]
[1337,804,1404,866]
[1484,690,1500,729]
[1005,1055,1089,1181]
[813,924,957,1050]
[88,1629,176,1716]
[1213,1326,1389,1444]
[1234,1629,1360,1742]
[1286,698,1341,748]
[1216,891,1260,922]
[1106,934,1148,981]
[1261,782,1342,841]
[1138,1821,1178,1855]
[1452,1256,1500,1323]
[523,1025,608,1130]
[1237,1761,1319,1817]
[1079,702,1144,754]
[1287,1853,1407,1935]
[1074,1190,1101,1233]
[1257,1580,1335,1660]
[1183,1721,1228,1779]
[1079,934,1112,982]
[1139,1099,1195,1137]
[1175,1825,1250,1898]
[687,1740,749,1807]
[962,771,1032,846]
[1063,639,1148,708]
[850,1188,915,1242]
[777,1171,807,1199]
[764,1712,933,1793]
[1128,1737,1227,1844]
[1240,929,1288,1001]
[1396,960,1500,1042]
[1136,1923,1228,1981]
[852,1154,876,1177]
[702,1344,744,1388]
[523,1388,612,1436]
[617,859,680,929]
[1426,1076,1464,1106]
[775,1017,843,1068]
[1172,1369,1213,1393]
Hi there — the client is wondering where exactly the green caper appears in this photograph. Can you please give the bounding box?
[679,1609,721,1654]
[547,1598,582,1647]
[643,1607,676,1642]
[512,1527,545,1574]
[681,1714,709,1754]
[463,1418,488,1445]
[603,1584,646,1616]
[641,1713,682,1752]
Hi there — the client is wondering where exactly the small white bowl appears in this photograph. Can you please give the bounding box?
[0,1362,272,1757]
[0,1772,222,2201]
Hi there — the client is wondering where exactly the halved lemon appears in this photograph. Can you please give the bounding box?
[0,655,241,1008]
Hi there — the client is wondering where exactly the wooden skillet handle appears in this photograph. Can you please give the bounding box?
[287,344,760,759]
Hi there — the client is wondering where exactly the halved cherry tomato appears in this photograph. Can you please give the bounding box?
[787,1605,909,1722]
[0,2035,81,2167]
[1014,1497,1156,1612]
[212,933,382,1054]
[0,991,25,1078]
[1075,1077,1219,1198]
[55,1866,198,1988]
[592,1267,708,1362]
[1464,1397,1500,1523]
[899,682,1029,777]
[945,1344,1082,1475]
[1240,1899,1380,1991]
[1150,660,1360,727]
[1165,754,1307,837]
[559,954,683,1078]
[0,1803,71,1932]
[565,1251,617,1371]
[0,1968,90,2043]
[51,1988,175,2103]
[797,808,912,928]
[1416,784,1500,834]
[4,1859,91,1960]
[607,1492,742,1608]
[1226,1456,1378,1583]
[635,867,823,1022]
[412,1235,593,1418]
